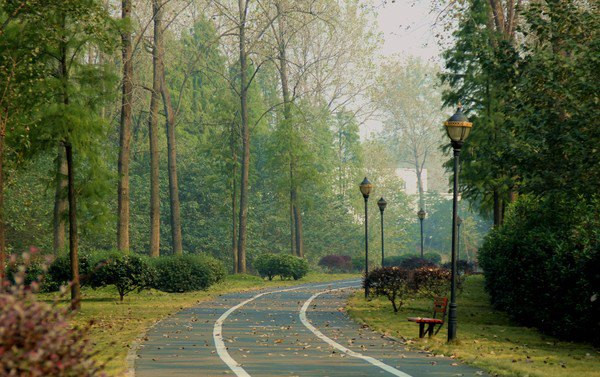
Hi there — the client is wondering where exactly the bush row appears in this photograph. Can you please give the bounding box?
[38,251,226,300]
[479,196,600,345]
[254,253,309,280]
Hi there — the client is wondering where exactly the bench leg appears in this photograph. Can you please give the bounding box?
[418,323,425,338]
[427,324,434,337]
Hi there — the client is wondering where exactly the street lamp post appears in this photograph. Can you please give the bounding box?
[444,104,472,342]
[417,209,426,258]
[359,178,373,299]
[377,198,387,267]
[457,216,463,264]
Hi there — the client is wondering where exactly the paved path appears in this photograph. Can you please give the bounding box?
[135,280,486,377]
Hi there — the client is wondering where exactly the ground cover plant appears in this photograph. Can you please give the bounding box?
[348,275,600,377]
[0,254,104,376]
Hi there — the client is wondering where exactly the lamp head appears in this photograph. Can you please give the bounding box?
[359,177,373,199]
[444,103,473,145]
[377,197,387,212]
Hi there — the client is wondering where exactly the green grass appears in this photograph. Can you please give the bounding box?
[347,275,600,377]
[42,272,359,376]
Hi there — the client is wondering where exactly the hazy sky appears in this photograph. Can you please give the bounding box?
[376,0,442,62]
[360,0,443,139]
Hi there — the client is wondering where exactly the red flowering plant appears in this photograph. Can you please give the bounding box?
[0,250,105,376]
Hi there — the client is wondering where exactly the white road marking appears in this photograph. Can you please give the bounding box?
[299,287,413,377]
[213,281,360,377]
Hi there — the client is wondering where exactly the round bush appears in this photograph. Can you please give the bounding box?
[89,251,156,301]
[318,255,352,272]
[364,267,411,313]
[151,254,225,293]
[423,252,442,265]
[253,253,309,280]
[254,253,279,280]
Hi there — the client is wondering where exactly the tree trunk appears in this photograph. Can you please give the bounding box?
[161,75,183,256]
[59,17,79,310]
[276,2,303,258]
[0,125,5,287]
[294,204,304,258]
[493,189,503,227]
[237,0,249,273]
[65,142,80,310]
[231,122,238,273]
[154,0,183,256]
[53,144,68,253]
[117,0,133,253]
[148,0,162,257]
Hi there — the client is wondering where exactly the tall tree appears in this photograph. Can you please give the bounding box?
[117,0,134,252]
[148,0,163,257]
[376,58,447,212]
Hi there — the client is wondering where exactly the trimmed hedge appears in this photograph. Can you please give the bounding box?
[150,254,226,293]
[479,196,600,345]
[383,254,439,268]
[253,253,309,280]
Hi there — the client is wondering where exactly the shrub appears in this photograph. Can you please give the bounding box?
[441,260,476,275]
[479,196,600,344]
[399,257,436,270]
[278,254,309,280]
[382,254,414,267]
[423,252,442,265]
[318,255,352,272]
[253,253,309,280]
[151,254,225,293]
[0,253,104,376]
[89,251,156,301]
[364,267,412,312]
[412,266,451,298]
[46,251,94,292]
[253,253,279,280]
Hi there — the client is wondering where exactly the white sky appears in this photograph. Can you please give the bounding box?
[376,0,441,61]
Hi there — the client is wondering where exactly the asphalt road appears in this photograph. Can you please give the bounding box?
[135,279,486,377]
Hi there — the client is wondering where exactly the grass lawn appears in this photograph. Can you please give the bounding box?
[346,275,600,377]
[43,272,359,376]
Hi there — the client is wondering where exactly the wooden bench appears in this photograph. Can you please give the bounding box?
[407,297,448,338]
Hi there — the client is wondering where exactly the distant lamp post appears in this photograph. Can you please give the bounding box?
[359,177,373,299]
[377,197,387,267]
[457,216,463,264]
[417,209,426,258]
[444,103,473,342]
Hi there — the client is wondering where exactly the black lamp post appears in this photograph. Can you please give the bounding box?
[457,216,463,264]
[444,104,472,342]
[359,177,373,299]
[377,197,387,267]
[417,209,426,258]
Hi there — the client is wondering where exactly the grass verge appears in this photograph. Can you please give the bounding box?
[43,272,359,376]
[346,275,599,377]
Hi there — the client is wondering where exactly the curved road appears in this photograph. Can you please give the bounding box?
[135,280,485,377]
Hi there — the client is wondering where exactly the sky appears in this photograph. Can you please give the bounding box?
[375,0,442,62]
[360,0,444,139]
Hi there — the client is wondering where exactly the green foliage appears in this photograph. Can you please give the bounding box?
[150,254,226,293]
[89,251,156,301]
[479,196,600,344]
[46,251,94,292]
[423,252,441,265]
[253,253,309,281]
